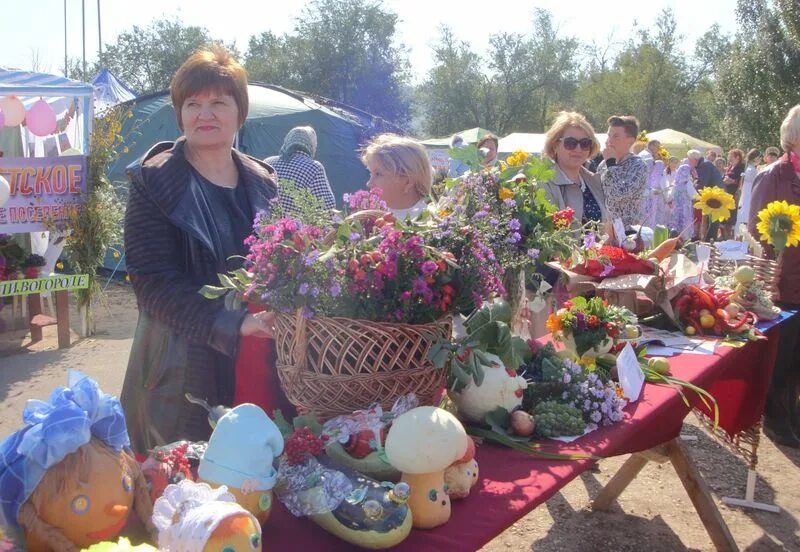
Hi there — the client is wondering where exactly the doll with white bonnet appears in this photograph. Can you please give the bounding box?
[152,480,261,552]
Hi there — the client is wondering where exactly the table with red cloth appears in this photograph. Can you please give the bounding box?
[255,311,794,552]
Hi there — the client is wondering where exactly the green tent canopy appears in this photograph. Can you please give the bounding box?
[108,83,402,200]
[420,127,495,148]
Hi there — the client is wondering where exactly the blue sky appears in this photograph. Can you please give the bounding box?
[2,0,737,83]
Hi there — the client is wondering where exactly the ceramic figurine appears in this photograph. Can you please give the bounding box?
[384,406,468,529]
[198,404,284,524]
[444,436,479,499]
[0,370,154,552]
[152,480,261,552]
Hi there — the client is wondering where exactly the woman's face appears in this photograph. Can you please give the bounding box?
[729,151,741,165]
[366,159,416,208]
[555,126,593,171]
[181,90,240,150]
[669,158,680,171]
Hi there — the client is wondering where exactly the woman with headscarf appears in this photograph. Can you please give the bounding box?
[266,126,336,213]
[642,159,669,227]
[670,150,701,240]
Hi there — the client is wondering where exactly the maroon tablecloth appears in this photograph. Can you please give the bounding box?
[262,322,782,551]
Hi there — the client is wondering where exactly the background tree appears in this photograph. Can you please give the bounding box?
[575,9,693,133]
[96,19,229,94]
[714,0,800,148]
[245,0,411,124]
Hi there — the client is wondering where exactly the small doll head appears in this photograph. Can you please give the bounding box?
[153,480,261,552]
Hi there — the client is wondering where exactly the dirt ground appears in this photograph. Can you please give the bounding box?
[1,282,798,551]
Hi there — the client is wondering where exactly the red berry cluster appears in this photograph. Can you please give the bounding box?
[159,442,192,479]
[285,427,328,465]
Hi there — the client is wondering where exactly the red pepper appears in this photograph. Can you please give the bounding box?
[688,285,718,312]
[722,316,749,333]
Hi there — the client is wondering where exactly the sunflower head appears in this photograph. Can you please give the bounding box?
[756,200,800,254]
[694,186,736,222]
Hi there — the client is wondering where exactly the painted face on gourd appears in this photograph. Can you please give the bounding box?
[203,513,262,552]
[28,440,135,548]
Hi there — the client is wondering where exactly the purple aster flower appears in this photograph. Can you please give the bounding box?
[490,218,499,225]
[349,232,362,241]
[600,263,614,277]
[472,210,489,220]
[509,218,521,231]
[583,232,596,249]
[507,232,522,244]
[421,260,438,275]
[330,282,341,297]
[527,248,540,260]
[298,282,309,295]
[503,198,516,208]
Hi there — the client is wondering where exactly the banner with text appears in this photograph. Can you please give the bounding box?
[0,274,89,297]
[0,155,87,233]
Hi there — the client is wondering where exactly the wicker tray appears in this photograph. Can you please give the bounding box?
[274,310,451,420]
[705,245,781,300]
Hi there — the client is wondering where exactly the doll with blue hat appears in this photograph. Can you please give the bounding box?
[198,404,283,525]
[0,370,154,551]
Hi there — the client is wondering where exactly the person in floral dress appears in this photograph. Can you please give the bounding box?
[670,150,702,239]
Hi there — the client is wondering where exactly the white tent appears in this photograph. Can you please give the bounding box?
[499,132,608,155]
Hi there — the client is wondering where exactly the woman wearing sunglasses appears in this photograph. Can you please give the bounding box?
[541,111,608,225]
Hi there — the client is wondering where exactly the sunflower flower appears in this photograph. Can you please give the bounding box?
[546,313,562,334]
[756,200,800,254]
[694,186,736,222]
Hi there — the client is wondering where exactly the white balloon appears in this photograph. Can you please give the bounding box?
[0,174,9,208]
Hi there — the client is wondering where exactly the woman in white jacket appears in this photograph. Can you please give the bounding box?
[670,150,702,239]
[735,148,761,236]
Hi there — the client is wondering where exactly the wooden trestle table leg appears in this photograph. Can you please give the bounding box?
[591,437,739,552]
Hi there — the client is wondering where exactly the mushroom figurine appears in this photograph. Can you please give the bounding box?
[152,480,261,552]
[443,436,479,500]
[384,406,468,529]
[198,404,284,525]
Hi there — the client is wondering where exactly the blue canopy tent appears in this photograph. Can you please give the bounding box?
[92,69,136,113]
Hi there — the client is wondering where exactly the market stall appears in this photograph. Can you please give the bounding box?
[0,70,94,347]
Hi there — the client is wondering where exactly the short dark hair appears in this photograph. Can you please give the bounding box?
[170,44,249,131]
[477,133,499,149]
[746,148,761,163]
[607,116,639,138]
[764,146,780,157]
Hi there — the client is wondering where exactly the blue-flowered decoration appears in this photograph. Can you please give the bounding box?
[0,370,130,532]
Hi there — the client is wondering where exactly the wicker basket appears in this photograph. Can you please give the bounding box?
[705,245,781,300]
[273,310,451,420]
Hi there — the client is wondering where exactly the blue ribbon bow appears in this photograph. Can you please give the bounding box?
[0,370,130,530]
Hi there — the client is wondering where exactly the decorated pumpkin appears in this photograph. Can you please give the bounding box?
[0,371,154,552]
[444,437,479,499]
[449,352,528,423]
[152,480,261,552]
[198,404,284,525]
[384,406,468,529]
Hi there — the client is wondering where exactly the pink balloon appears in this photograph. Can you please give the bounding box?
[26,99,57,137]
[0,96,25,126]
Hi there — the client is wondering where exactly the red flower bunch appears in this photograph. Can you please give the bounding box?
[285,427,329,466]
[552,207,575,228]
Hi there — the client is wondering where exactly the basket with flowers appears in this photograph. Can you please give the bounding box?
[546,296,639,358]
[433,148,581,315]
[203,190,505,419]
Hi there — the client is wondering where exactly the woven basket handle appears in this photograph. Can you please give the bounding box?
[292,308,308,374]
[322,209,389,247]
